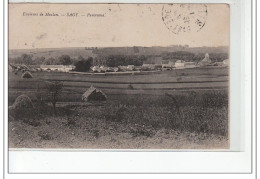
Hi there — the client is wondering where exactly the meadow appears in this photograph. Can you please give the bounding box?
[8,67,229,149]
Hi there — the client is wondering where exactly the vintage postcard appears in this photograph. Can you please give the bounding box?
[8,3,230,149]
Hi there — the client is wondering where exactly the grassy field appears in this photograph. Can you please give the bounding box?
[8,67,229,149]
[8,66,228,102]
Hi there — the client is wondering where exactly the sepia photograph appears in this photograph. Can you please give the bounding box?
[8,3,230,149]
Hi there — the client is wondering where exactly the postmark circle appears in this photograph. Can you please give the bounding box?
[162,4,208,34]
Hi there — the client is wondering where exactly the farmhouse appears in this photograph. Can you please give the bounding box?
[174,60,196,69]
[127,65,135,71]
[40,65,75,72]
[118,66,128,71]
[142,64,156,70]
[175,60,185,68]
[162,61,174,69]
[91,66,101,72]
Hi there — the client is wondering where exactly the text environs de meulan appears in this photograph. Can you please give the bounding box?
[23,12,105,17]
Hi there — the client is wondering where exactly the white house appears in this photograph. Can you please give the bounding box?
[127,65,135,71]
[40,65,75,72]
[174,60,196,69]
[175,60,185,68]
[91,66,102,72]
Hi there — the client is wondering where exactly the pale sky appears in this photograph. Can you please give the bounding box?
[9,3,230,49]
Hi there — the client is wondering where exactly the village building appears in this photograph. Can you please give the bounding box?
[162,61,174,69]
[118,66,128,71]
[40,65,75,72]
[175,60,185,68]
[100,66,108,72]
[127,65,135,71]
[141,64,156,70]
[222,59,229,66]
[174,60,197,69]
[199,53,212,66]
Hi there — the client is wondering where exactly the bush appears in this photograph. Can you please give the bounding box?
[130,124,155,138]
[201,91,228,108]
[103,104,127,122]
[127,84,134,89]
[38,131,52,140]
[22,118,41,127]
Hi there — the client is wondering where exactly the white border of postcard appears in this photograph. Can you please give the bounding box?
[2,0,256,176]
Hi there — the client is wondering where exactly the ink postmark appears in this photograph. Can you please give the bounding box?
[162,4,208,34]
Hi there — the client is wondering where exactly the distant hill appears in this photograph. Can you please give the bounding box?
[92,46,229,56]
[9,47,97,59]
[9,46,229,60]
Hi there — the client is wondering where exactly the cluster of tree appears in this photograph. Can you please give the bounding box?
[9,54,34,65]
[74,56,93,72]
[162,51,229,63]
[9,54,74,66]
[9,51,228,68]
[94,55,147,67]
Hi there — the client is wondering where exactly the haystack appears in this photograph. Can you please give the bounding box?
[12,94,34,109]
[21,71,33,78]
[82,86,107,102]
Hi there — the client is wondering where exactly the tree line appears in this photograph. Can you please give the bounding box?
[162,51,228,63]
[9,54,74,66]
[9,54,148,71]
[9,51,228,72]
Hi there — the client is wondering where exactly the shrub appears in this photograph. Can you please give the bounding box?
[66,116,77,126]
[21,71,33,78]
[38,131,52,140]
[103,104,127,122]
[22,118,41,127]
[130,124,155,138]
[201,91,228,108]
[127,84,134,89]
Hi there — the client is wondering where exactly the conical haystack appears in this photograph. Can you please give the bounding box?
[82,85,107,102]
[21,71,33,78]
[12,94,34,109]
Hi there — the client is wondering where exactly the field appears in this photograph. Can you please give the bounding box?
[8,67,229,149]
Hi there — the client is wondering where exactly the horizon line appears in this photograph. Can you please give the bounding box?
[8,45,229,51]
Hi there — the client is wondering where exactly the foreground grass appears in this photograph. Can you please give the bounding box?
[8,91,229,149]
